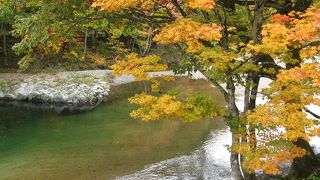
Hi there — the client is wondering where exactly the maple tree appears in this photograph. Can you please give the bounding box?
[238,7,320,176]
[93,0,320,179]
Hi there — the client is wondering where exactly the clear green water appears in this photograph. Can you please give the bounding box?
[0,100,228,180]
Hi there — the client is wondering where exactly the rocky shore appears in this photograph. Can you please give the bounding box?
[0,70,205,107]
[0,73,111,108]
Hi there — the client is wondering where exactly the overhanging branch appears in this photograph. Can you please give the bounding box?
[305,108,320,120]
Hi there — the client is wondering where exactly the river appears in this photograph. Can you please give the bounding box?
[0,99,232,180]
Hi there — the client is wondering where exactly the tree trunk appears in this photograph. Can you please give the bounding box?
[1,23,7,65]
[252,0,265,44]
[241,1,266,179]
[226,77,244,180]
[248,74,259,110]
[226,77,239,118]
[142,26,153,56]
[244,73,252,112]
[83,27,88,61]
[231,133,244,180]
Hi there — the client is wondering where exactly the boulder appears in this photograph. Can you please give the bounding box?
[0,75,110,107]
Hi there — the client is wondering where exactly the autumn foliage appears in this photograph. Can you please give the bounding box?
[105,1,320,176]
[3,0,319,178]
[154,18,222,53]
[186,0,216,12]
[129,92,225,122]
[248,7,320,59]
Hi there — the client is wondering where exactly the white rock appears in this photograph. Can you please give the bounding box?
[0,75,110,106]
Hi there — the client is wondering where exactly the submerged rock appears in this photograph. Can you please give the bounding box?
[0,74,110,107]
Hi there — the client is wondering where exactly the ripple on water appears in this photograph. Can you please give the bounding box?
[117,128,232,180]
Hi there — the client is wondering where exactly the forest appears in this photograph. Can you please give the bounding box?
[0,0,320,179]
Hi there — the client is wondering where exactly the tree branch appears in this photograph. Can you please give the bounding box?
[201,70,229,100]
[172,0,187,17]
[305,108,320,120]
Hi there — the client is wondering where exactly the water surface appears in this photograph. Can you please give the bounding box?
[0,100,231,179]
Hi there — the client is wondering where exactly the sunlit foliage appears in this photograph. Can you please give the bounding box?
[92,0,144,13]
[234,139,306,175]
[154,18,222,53]
[111,53,172,92]
[239,63,320,174]
[92,0,172,13]
[186,0,216,12]
[129,92,225,122]
[248,7,320,59]
[239,7,320,173]
[111,53,168,81]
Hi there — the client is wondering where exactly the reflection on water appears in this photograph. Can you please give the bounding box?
[0,100,232,180]
[118,128,232,180]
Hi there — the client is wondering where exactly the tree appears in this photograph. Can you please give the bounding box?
[0,0,131,71]
[0,0,18,66]
[93,0,320,179]
[238,7,320,177]
[9,0,92,70]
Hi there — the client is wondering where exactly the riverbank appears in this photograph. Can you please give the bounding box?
[0,70,207,109]
[0,71,111,108]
